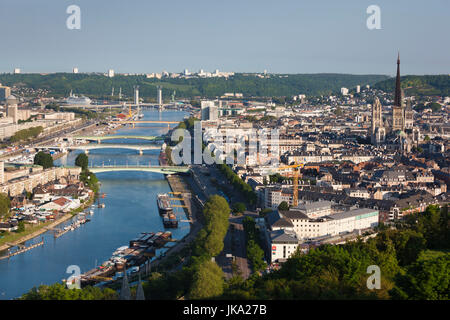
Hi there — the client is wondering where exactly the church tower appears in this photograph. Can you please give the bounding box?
[392,53,405,132]
[371,97,385,144]
[404,97,414,129]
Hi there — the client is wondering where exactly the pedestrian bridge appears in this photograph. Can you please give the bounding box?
[73,135,163,142]
[89,165,190,175]
[39,144,161,155]
[72,144,160,155]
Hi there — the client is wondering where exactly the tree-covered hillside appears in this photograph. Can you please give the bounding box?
[0,73,389,99]
[374,75,450,96]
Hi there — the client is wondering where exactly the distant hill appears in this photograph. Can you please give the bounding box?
[0,73,389,99]
[374,75,450,97]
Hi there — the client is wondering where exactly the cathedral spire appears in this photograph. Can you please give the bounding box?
[394,52,402,107]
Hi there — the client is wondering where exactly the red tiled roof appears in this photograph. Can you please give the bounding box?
[52,197,71,207]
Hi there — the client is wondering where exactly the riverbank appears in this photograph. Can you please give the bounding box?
[0,194,96,253]
[148,174,203,270]
[103,173,203,289]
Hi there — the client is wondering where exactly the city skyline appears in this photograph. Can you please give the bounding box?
[0,0,449,75]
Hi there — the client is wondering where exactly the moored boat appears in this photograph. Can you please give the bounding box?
[162,213,178,228]
[157,193,173,215]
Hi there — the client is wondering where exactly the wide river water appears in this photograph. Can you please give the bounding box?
[0,109,189,300]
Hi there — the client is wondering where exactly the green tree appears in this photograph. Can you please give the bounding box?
[334,106,343,116]
[0,193,11,218]
[20,283,118,300]
[390,254,450,300]
[33,151,53,169]
[16,221,25,233]
[383,229,427,266]
[278,201,289,211]
[75,153,89,170]
[189,260,224,299]
[232,202,246,214]
[10,126,43,143]
[247,239,266,272]
[80,170,99,193]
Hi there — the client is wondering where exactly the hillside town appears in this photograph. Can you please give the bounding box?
[193,56,449,265]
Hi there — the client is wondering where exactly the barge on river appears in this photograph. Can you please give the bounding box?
[78,231,173,287]
[157,193,173,215]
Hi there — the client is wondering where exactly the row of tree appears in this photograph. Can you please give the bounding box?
[217,164,257,205]
[142,195,230,300]
[10,126,43,143]
[0,193,11,218]
[187,195,231,299]
[243,217,267,273]
[20,283,117,300]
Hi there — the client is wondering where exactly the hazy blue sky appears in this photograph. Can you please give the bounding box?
[0,0,449,75]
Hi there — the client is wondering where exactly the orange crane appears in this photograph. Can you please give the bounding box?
[276,162,304,207]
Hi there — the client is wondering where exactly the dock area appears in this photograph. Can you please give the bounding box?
[79,231,174,287]
[0,239,44,261]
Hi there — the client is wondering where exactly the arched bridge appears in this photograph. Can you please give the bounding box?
[73,135,164,142]
[38,144,161,155]
[70,144,160,155]
[88,165,190,175]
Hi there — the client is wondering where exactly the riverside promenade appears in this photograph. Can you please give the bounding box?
[0,214,72,253]
[0,195,95,253]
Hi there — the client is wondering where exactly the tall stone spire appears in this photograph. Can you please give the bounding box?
[119,269,131,300]
[394,52,402,107]
[135,274,145,300]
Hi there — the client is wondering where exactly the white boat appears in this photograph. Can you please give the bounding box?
[112,246,128,255]
[63,91,92,106]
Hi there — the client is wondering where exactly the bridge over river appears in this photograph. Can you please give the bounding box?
[73,135,164,143]
[88,165,190,175]
[38,144,161,155]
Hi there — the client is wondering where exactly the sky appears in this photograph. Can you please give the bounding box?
[0,0,449,75]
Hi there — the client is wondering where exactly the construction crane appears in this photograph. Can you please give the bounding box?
[128,103,132,118]
[275,162,304,207]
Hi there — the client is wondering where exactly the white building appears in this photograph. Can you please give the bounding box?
[356,85,361,93]
[265,205,379,262]
[73,67,79,74]
[14,68,21,74]
[345,188,371,199]
[341,87,349,96]
[264,187,293,209]
[269,229,299,262]
[108,69,115,77]
[201,100,218,121]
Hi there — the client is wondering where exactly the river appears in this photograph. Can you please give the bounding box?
[0,109,189,300]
